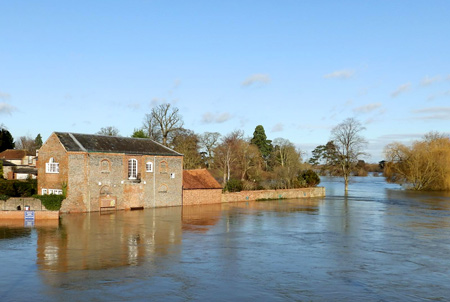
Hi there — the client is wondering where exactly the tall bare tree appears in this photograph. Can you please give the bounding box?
[331,118,367,192]
[151,103,183,146]
[16,135,36,153]
[199,132,221,168]
[142,113,162,142]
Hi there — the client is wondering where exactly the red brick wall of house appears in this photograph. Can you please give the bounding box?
[37,133,69,196]
[183,189,222,206]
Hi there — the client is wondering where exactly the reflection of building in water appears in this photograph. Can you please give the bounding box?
[182,204,222,233]
[36,208,182,274]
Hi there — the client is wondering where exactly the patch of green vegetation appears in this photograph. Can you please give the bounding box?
[33,194,65,211]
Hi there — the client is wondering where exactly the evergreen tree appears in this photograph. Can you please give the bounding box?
[250,125,273,160]
[0,128,15,152]
[34,134,43,149]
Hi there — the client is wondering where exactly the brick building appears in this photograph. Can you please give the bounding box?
[0,149,37,179]
[37,132,183,213]
[183,169,222,205]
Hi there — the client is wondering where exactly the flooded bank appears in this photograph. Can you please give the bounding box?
[1,177,450,301]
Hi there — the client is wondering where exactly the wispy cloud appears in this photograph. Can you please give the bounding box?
[427,90,450,102]
[323,69,355,79]
[272,123,284,132]
[127,103,141,110]
[241,74,271,87]
[421,75,440,86]
[412,107,450,120]
[0,102,17,115]
[353,102,382,114]
[391,83,411,98]
[202,112,232,124]
[0,91,11,100]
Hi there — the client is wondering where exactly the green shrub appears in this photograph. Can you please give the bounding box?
[0,194,9,201]
[0,179,37,197]
[299,170,321,187]
[224,178,243,192]
[33,194,64,211]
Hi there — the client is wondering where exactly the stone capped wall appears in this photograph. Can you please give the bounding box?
[221,187,325,203]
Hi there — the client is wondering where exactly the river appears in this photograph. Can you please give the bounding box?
[1,176,450,301]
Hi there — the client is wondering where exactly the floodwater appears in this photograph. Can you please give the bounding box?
[1,177,450,301]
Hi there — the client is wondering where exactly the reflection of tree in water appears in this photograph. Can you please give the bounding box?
[0,227,31,240]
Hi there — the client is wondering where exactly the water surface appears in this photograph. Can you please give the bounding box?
[1,176,450,301]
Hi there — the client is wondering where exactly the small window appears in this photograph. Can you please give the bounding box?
[128,159,138,179]
[146,162,153,172]
[159,161,168,173]
[101,159,110,172]
[158,184,168,193]
[45,158,59,173]
[47,189,63,195]
[170,173,175,179]
[42,188,47,195]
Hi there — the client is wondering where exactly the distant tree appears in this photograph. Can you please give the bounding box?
[250,125,272,166]
[142,113,162,142]
[214,130,244,184]
[0,127,15,152]
[35,134,43,149]
[384,133,450,191]
[171,128,203,169]
[271,138,304,189]
[199,132,221,168]
[131,128,149,138]
[151,103,183,146]
[97,126,120,136]
[0,160,3,179]
[309,141,340,175]
[16,135,36,153]
[331,118,367,192]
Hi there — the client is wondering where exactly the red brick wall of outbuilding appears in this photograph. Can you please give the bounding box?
[183,189,222,206]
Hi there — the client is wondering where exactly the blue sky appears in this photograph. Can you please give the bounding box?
[1,1,449,162]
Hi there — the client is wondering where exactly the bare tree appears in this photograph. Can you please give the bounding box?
[16,135,36,153]
[97,126,120,136]
[199,132,221,167]
[213,130,244,184]
[151,103,183,146]
[331,118,367,192]
[142,113,162,142]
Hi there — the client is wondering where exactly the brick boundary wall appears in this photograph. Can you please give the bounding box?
[183,189,222,206]
[0,210,59,220]
[1,197,60,220]
[221,187,325,203]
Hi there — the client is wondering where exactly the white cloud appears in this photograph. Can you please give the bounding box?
[241,74,271,87]
[0,102,17,115]
[353,102,382,114]
[202,112,232,124]
[412,107,450,120]
[0,92,11,100]
[421,75,440,86]
[323,69,355,79]
[391,83,411,98]
[272,123,284,132]
[427,90,450,102]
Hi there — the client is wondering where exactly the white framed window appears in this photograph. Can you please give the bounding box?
[170,173,175,179]
[146,161,153,172]
[45,158,59,173]
[42,188,47,195]
[128,159,138,179]
[48,189,63,195]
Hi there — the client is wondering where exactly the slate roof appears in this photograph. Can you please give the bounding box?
[0,149,32,160]
[54,132,182,156]
[183,169,222,190]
